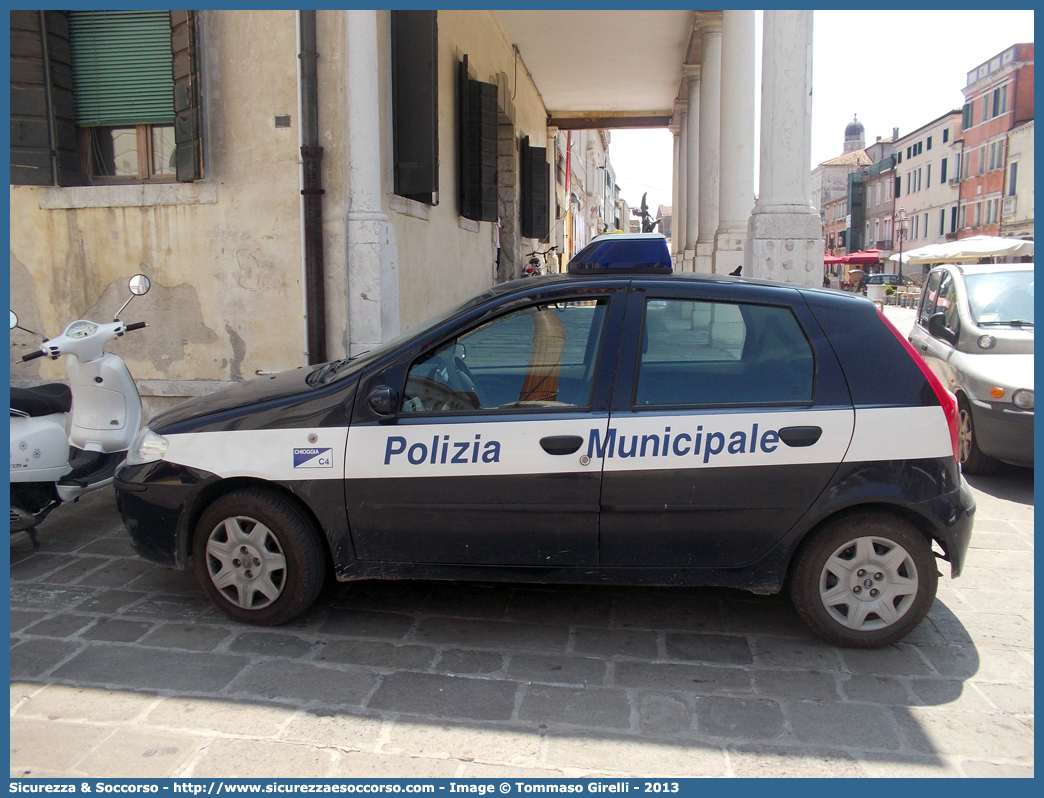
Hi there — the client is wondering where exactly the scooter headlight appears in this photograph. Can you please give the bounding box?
[126,427,169,466]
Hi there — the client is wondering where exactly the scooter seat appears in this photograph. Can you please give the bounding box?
[10,383,73,417]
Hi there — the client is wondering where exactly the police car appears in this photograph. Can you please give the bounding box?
[115,234,975,647]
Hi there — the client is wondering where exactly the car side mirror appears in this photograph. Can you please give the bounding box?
[927,312,958,346]
[367,385,398,417]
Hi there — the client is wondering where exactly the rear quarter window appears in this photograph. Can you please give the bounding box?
[805,292,937,408]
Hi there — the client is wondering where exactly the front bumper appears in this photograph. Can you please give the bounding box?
[970,399,1034,467]
[114,460,217,569]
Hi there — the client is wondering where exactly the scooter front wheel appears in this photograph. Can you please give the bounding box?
[193,488,325,625]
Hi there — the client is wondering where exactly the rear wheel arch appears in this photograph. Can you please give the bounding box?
[789,503,939,571]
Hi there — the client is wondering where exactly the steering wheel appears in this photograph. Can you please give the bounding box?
[404,375,480,412]
[453,355,486,406]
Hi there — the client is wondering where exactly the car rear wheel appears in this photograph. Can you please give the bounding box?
[789,512,938,647]
[957,397,999,475]
[193,488,325,625]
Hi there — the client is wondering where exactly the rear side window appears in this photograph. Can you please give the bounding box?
[635,299,814,407]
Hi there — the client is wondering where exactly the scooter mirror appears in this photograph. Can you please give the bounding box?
[128,274,151,296]
[10,310,17,330]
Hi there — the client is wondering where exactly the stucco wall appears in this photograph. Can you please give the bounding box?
[380,10,549,333]
[10,10,310,400]
[10,10,551,416]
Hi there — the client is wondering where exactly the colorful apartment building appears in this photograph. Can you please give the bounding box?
[958,43,1034,237]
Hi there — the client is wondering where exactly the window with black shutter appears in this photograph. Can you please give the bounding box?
[456,55,497,222]
[391,10,438,204]
[520,136,548,240]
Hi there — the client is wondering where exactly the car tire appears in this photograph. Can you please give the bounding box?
[193,488,325,625]
[789,512,938,648]
[957,396,999,475]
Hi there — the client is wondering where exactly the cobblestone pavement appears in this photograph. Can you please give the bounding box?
[9,313,1033,779]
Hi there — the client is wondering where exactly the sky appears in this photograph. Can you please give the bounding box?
[608,9,1034,216]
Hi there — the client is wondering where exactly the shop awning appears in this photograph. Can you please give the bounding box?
[842,249,883,264]
[888,235,1034,264]
[824,255,844,264]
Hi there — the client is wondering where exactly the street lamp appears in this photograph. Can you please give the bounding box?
[894,206,909,285]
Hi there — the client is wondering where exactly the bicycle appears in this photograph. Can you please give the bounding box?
[523,246,558,277]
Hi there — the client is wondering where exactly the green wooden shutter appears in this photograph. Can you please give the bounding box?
[68,10,175,127]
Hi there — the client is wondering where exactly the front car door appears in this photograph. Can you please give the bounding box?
[344,283,626,567]
[598,280,855,569]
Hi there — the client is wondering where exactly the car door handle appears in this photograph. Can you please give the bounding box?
[540,435,584,455]
[778,426,822,447]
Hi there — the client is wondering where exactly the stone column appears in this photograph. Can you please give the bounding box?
[713,9,755,275]
[676,107,687,261]
[346,9,399,357]
[669,118,681,261]
[683,64,700,272]
[745,10,823,284]
[694,16,721,273]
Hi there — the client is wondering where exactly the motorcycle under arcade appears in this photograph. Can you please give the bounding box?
[10,275,151,545]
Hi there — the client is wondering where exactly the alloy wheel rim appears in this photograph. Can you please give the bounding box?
[958,407,974,464]
[205,515,287,610]
[818,535,919,631]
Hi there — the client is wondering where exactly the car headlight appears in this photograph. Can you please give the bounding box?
[1012,389,1034,411]
[977,335,996,350]
[125,427,169,466]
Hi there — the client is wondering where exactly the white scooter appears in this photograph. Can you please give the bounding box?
[10,274,151,545]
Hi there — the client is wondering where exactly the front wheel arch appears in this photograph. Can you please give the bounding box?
[182,476,332,567]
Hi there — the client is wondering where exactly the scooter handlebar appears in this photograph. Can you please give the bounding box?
[21,349,47,362]
[124,321,148,331]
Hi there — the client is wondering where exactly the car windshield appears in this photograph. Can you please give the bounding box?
[312,292,493,385]
[965,270,1034,327]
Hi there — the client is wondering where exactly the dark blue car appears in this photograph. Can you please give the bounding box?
[116,234,975,647]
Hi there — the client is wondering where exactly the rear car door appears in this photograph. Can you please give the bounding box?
[599,280,854,568]
[344,284,626,567]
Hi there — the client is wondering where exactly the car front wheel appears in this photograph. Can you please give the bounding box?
[193,488,325,625]
[789,512,938,647]
[958,396,999,475]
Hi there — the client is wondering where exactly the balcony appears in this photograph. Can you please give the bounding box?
[948,178,961,187]
[945,232,959,241]
[875,239,893,250]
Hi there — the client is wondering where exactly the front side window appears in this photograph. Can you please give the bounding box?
[935,273,961,338]
[402,299,609,413]
[635,299,813,407]
[919,270,942,326]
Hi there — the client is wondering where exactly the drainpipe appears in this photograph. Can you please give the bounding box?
[299,10,327,364]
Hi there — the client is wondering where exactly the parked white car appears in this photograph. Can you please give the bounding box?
[909,262,1034,474]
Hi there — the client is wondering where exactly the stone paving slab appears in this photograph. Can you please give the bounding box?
[9,457,1035,778]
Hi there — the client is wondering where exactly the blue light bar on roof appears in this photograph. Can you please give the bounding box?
[567,234,673,275]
